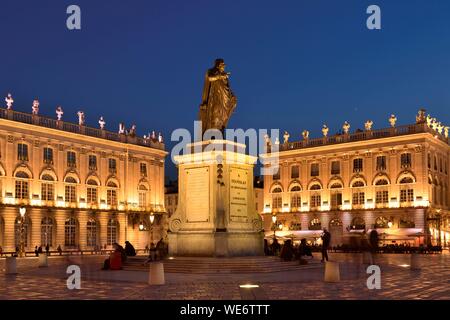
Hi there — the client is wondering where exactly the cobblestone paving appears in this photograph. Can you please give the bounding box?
[0,252,449,300]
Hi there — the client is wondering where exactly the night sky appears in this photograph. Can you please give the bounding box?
[1,0,450,180]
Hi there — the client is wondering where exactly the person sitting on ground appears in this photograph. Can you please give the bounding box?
[124,241,136,257]
[102,243,123,270]
[298,238,313,259]
[280,239,295,261]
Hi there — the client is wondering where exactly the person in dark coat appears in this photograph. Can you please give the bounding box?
[321,228,331,262]
[369,229,379,253]
[298,238,313,259]
[38,246,43,254]
[34,246,39,257]
[271,238,281,256]
[45,244,50,256]
[280,239,294,261]
[124,241,136,257]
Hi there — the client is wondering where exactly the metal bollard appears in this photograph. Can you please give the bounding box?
[410,253,420,270]
[38,253,48,267]
[5,257,18,274]
[324,261,340,282]
[148,262,165,285]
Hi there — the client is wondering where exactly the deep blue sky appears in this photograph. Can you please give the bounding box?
[1,0,450,180]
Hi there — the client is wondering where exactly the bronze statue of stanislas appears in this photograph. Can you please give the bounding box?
[199,58,237,136]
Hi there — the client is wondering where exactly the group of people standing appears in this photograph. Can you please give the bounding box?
[265,228,332,263]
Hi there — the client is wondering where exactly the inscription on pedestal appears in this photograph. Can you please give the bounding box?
[230,167,248,221]
[185,167,209,222]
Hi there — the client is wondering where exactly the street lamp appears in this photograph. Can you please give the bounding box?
[139,222,144,231]
[271,215,277,239]
[19,206,26,257]
[149,213,155,245]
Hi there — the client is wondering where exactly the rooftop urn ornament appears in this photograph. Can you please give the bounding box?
[416,109,426,124]
[444,127,449,138]
[322,124,329,137]
[198,58,237,136]
[77,111,85,126]
[389,114,397,128]
[151,130,157,141]
[32,99,40,115]
[283,131,290,144]
[426,114,432,127]
[342,121,350,134]
[98,116,106,130]
[56,106,64,121]
[437,122,444,135]
[158,132,163,143]
[118,123,126,134]
[5,93,14,109]
[302,130,309,140]
[364,120,373,131]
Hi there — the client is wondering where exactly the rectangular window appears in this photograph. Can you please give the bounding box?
[67,151,76,168]
[331,161,340,175]
[18,143,29,162]
[376,156,386,171]
[89,155,97,171]
[41,183,54,201]
[331,192,342,208]
[439,158,443,173]
[428,153,431,169]
[140,163,147,177]
[107,189,117,206]
[291,165,299,179]
[87,187,98,204]
[65,185,76,203]
[139,192,147,208]
[352,192,365,205]
[109,158,117,174]
[311,163,319,177]
[15,180,29,199]
[376,190,389,204]
[434,156,438,171]
[401,153,412,169]
[43,147,53,164]
[310,194,321,208]
[290,194,301,208]
[272,195,282,209]
[353,158,363,173]
[400,189,414,203]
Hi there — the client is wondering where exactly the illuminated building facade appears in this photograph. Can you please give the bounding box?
[0,107,167,252]
[260,110,449,247]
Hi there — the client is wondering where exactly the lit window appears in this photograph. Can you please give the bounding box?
[109,158,117,174]
[17,143,29,162]
[41,217,53,247]
[376,156,386,171]
[86,219,97,247]
[107,219,118,245]
[67,151,76,168]
[88,155,97,171]
[43,147,53,164]
[64,217,77,247]
[140,163,147,177]
[353,158,363,173]
[400,153,412,169]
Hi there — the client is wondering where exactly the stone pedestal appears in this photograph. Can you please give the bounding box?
[168,140,264,257]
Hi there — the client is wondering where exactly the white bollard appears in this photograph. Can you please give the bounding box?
[324,261,340,283]
[148,262,165,285]
[38,254,48,267]
[363,251,373,264]
[5,257,17,274]
[410,253,420,270]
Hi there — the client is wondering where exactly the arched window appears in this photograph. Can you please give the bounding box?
[107,181,118,207]
[41,174,55,201]
[15,171,29,200]
[375,216,389,229]
[375,179,389,186]
[289,184,301,208]
[399,176,414,204]
[107,219,119,245]
[87,179,99,204]
[330,182,343,209]
[64,177,77,203]
[41,217,54,247]
[138,184,149,208]
[86,219,97,247]
[352,181,365,206]
[64,217,77,247]
[330,183,343,189]
[290,185,301,192]
[309,218,321,230]
[15,216,30,248]
[310,184,321,190]
[350,217,365,230]
[330,218,343,227]
[271,187,282,193]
